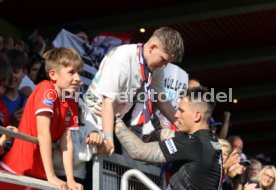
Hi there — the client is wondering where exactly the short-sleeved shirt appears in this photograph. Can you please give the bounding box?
[0,99,9,127]
[84,44,165,130]
[0,80,78,179]
[159,129,223,190]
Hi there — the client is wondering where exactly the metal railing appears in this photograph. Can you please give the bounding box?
[92,153,165,190]
[0,126,166,189]
[121,169,161,190]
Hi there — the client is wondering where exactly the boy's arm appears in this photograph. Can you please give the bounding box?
[36,112,67,189]
[60,130,83,190]
[101,96,115,155]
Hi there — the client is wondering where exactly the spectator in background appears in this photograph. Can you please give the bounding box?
[219,138,241,174]
[219,138,240,190]
[3,36,14,51]
[245,159,262,184]
[0,57,12,127]
[209,117,223,135]
[220,111,231,139]
[14,40,25,52]
[210,111,231,139]
[228,135,244,154]
[19,53,44,96]
[256,165,276,190]
[27,30,47,56]
[2,49,28,127]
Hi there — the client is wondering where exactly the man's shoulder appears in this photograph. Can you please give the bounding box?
[173,132,199,144]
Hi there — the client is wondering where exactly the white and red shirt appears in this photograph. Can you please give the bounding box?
[0,80,78,179]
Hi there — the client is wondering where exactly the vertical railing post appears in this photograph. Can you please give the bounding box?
[92,154,103,190]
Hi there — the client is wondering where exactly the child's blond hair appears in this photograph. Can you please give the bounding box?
[43,48,83,75]
[219,138,232,154]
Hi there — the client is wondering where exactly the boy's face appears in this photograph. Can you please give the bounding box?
[10,68,25,89]
[0,80,8,97]
[51,65,81,94]
[146,43,174,71]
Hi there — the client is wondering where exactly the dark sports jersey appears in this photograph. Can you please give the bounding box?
[159,129,223,190]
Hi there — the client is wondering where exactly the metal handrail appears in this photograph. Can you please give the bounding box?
[0,126,38,144]
[120,169,161,190]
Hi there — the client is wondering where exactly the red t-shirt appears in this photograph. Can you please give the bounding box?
[0,99,9,127]
[0,80,78,179]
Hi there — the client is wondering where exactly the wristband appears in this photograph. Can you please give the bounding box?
[104,133,113,138]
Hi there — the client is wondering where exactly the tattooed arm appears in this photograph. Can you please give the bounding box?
[115,118,167,164]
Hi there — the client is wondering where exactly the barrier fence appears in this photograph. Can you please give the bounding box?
[0,126,165,189]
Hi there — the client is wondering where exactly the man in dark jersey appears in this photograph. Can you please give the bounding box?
[115,86,223,189]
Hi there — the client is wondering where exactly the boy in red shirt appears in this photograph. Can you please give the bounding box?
[1,48,83,190]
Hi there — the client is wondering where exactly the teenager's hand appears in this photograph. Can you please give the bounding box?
[67,179,83,190]
[86,132,103,145]
[48,176,68,190]
[97,138,114,156]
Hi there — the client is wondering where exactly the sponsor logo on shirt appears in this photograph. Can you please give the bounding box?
[43,99,54,107]
[165,139,178,154]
